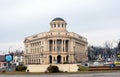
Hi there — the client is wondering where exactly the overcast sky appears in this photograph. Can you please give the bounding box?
[0,0,120,54]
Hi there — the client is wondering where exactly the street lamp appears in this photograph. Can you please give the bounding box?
[8,46,12,54]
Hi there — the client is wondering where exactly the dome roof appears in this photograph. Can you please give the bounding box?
[52,17,64,21]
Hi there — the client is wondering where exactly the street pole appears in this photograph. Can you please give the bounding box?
[8,61,11,72]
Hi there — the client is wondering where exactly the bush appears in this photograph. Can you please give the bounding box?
[63,61,69,64]
[78,65,89,71]
[22,66,27,70]
[15,65,27,71]
[47,65,59,73]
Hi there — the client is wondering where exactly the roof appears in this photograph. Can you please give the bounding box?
[52,17,64,21]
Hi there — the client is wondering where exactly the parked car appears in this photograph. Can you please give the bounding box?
[0,67,6,72]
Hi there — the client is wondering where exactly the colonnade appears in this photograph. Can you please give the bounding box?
[48,39,69,52]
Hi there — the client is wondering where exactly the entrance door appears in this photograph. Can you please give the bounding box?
[49,55,52,63]
[66,55,69,62]
[57,55,61,63]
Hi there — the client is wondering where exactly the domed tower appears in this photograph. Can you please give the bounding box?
[50,17,67,32]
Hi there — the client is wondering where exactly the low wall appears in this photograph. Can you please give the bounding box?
[27,64,78,72]
[89,66,120,71]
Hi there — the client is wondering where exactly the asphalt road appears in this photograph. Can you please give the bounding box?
[0,72,120,77]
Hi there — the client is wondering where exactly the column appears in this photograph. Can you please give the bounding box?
[37,55,39,64]
[64,40,66,52]
[66,40,68,52]
[62,56,63,63]
[55,40,57,52]
[52,55,54,64]
[53,40,54,52]
[25,56,28,64]
[27,55,28,64]
[37,58,39,64]
[61,40,63,52]
[26,57,27,64]
[35,59,36,64]
[64,56,66,62]
[67,40,69,51]
[48,40,49,52]
[63,40,64,52]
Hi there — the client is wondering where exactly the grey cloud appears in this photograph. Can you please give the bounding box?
[0,0,120,51]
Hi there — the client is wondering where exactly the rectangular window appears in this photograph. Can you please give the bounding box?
[62,24,64,27]
[58,24,60,27]
[54,24,56,27]
[57,40,61,44]
[57,46,61,52]
[49,40,53,52]
[57,40,61,52]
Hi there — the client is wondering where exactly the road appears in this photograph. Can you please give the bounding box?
[0,72,120,77]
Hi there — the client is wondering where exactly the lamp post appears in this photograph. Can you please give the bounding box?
[8,46,12,54]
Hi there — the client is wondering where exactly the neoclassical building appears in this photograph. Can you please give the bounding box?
[24,17,88,64]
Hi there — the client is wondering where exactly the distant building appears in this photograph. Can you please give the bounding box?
[24,17,88,64]
[12,51,23,66]
[0,55,7,68]
[0,55,5,62]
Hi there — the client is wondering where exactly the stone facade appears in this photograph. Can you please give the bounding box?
[27,64,78,72]
[24,17,88,65]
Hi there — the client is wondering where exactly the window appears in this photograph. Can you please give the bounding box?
[54,57,56,61]
[39,41,41,45]
[58,24,60,27]
[35,48,36,52]
[57,40,61,52]
[62,24,64,27]
[66,56,69,62]
[57,40,61,44]
[57,46,61,52]
[51,33,52,35]
[54,24,56,27]
[49,40,53,52]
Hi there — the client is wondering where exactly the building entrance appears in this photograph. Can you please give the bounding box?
[57,55,61,63]
[49,55,52,63]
